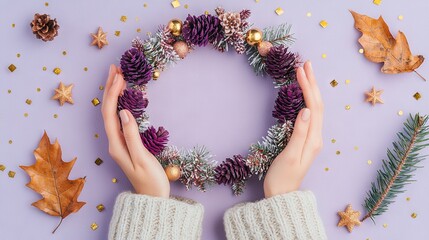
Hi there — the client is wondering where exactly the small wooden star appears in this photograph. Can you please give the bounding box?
[365,86,384,106]
[52,82,74,106]
[91,27,108,49]
[337,204,361,233]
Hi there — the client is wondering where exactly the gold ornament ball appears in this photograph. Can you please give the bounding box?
[173,41,189,59]
[168,19,183,37]
[246,28,263,46]
[165,165,181,181]
[257,41,273,57]
[152,69,160,80]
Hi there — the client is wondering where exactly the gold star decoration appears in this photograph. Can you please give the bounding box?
[365,86,384,106]
[337,204,362,233]
[52,82,74,106]
[91,27,108,49]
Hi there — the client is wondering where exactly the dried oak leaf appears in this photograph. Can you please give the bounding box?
[20,131,86,233]
[350,10,424,77]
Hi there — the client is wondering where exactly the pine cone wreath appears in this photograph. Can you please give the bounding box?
[272,82,305,124]
[120,48,153,86]
[118,88,148,119]
[182,14,223,46]
[215,155,251,185]
[266,45,299,85]
[30,13,59,42]
[140,126,169,156]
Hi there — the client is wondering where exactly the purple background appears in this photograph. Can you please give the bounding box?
[1,0,428,239]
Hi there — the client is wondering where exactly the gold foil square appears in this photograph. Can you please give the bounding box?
[92,98,100,106]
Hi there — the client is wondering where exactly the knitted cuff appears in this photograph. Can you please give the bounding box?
[224,191,327,240]
[108,192,204,240]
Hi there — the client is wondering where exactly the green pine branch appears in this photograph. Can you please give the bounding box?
[362,113,429,222]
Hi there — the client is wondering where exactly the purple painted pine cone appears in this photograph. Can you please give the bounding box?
[120,48,152,86]
[215,155,250,185]
[140,126,169,156]
[118,88,148,119]
[265,45,298,85]
[272,82,305,124]
[182,14,223,47]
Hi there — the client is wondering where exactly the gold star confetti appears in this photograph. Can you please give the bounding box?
[53,67,61,75]
[53,114,58,118]
[345,79,351,84]
[25,99,32,105]
[0,165,6,171]
[114,31,121,37]
[382,223,388,228]
[90,222,98,231]
[338,204,361,232]
[42,66,47,71]
[413,92,421,100]
[120,15,127,22]
[330,79,338,87]
[373,0,382,5]
[91,27,108,49]
[322,53,327,59]
[8,64,16,72]
[96,204,105,212]
[8,171,16,178]
[359,48,364,54]
[95,158,104,166]
[319,20,328,28]
[345,105,351,110]
[331,139,336,143]
[336,150,341,155]
[275,7,284,16]
[398,110,404,116]
[411,212,417,219]
[52,82,74,106]
[398,15,404,20]
[112,178,118,183]
[92,98,100,106]
[367,160,373,165]
[306,12,312,17]
[365,86,384,106]
[171,0,180,8]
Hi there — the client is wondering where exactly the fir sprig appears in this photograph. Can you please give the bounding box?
[362,113,429,222]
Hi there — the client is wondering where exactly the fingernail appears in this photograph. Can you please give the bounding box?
[109,65,114,76]
[113,73,119,85]
[119,110,129,124]
[308,61,312,71]
[301,108,311,121]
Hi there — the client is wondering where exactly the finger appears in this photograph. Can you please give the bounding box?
[304,61,324,118]
[102,64,117,103]
[119,109,155,168]
[297,67,316,111]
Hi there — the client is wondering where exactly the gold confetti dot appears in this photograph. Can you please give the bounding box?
[204,10,209,15]
[367,160,373,165]
[255,0,260,2]
[8,64,17,72]
[37,87,41,92]
[275,7,284,16]
[324,167,329,172]
[90,222,98,231]
[53,114,58,119]
[406,197,411,201]
[16,53,21,58]
[322,53,327,59]
[96,204,105,212]
[99,85,104,90]
[330,80,338,87]
[8,140,13,144]
[398,110,404,116]
[120,15,127,22]
[143,3,148,7]
[53,67,61,75]
[136,28,141,33]
[345,79,351,84]
[382,223,388,228]
[24,113,29,117]
[413,92,421,100]
[336,150,341,155]
[25,99,32,105]
[45,2,49,6]
[354,146,359,151]
[94,133,99,139]
[11,23,16,28]
[0,165,6,171]
[42,66,47,71]
[95,158,104,166]
[373,0,382,5]
[345,105,351,110]
[331,139,336,143]
[8,171,16,178]
[398,15,404,21]
[112,178,118,183]
[319,20,328,28]
[8,89,12,94]
[62,51,67,56]
[184,4,189,9]
[306,12,312,17]
[92,98,101,106]
[171,0,180,8]
[411,212,417,219]
[114,31,121,37]
[359,48,364,54]
[84,67,88,71]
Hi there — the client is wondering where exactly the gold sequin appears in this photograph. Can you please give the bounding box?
[398,15,404,20]
[382,223,388,228]
[0,165,6,171]
[171,0,180,8]
[331,139,336,143]
[95,158,104,166]
[120,16,127,22]
[37,88,41,92]
[45,2,49,6]
[99,85,104,90]
[16,53,21,58]
[114,31,121,36]
[136,28,141,33]
[8,89,12,94]
[406,197,411,201]
[42,66,47,71]
[324,167,329,172]
[90,222,98,231]
[411,212,417,219]
[345,105,351,110]
[373,0,382,5]
[25,99,32,105]
[367,160,372,165]
[354,146,359,151]
[8,140,13,144]
[144,3,148,7]
[330,80,338,87]
[84,67,88,71]
[319,20,328,28]
[204,10,209,15]
[94,133,99,139]
[413,92,421,100]
[53,67,61,75]
[11,23,16,28]
[398,110,404,116]
[336,150,341,155]
[92,98,101,106]
[24,113,29,117]
[345,79,351,84]
[359,48,364,54]
[275,7,284,16]
[184,4,189,9]
[96,204,105,212]
[306,12,312,17]
[112,178,118,183]
[8,64,17,72]
[8,171,16,178]
[53,114,58,119]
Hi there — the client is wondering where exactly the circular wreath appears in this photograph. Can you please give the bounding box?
[117,7,304,195]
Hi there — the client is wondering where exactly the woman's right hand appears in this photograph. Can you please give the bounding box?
[101,64,170,198]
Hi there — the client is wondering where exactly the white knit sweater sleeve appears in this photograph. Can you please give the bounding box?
[108,192,204,240]
[224,191,327,240]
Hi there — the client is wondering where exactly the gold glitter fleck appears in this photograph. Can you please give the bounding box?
[345,79,351,84]
[382,223,388,228]
[171,0,180,8]
[94,133,99,139]
[330,79,338,87]
[24,113,29,117]
[99,85,104,90]
[324,167,329,172]
[84,67,88,71]
[184,4,189,9]
[322,53,327,59]
[114,31,121,37]
[25,99,32,105]
[398,110,404,116]
[0,165,6,171]
[8,89,12,94]
[8,171,16,178]
[306,12,312,17]
[275,7,284,16]
[90,222,98,231]
[92,98,101,106]
[406,197,411,201]
[345,105,351,110]
[367,160,372,165]
[319,20,328,28]
[95,158,104,166]
[354,146,359,151]
[53,67,61,75]
[413,92,421,100]
[411,212,417,219]
[331,139,336,143]
[336,150,341,155]
[398,15,404,20]
[136,28,141,33]
[8,140,13,144]
[45,2,49,6]
[112,178,118,183]
[43,66,47,71]
[16,53,21,58]
[120,15,127,22]
[8,64,17,72]
[373,0,382,5]
[97,204,105,212]
[359,48,364,54]
[62,51,67,56]
[12,23,16,28]
[53,114,58,119]
[37,87,41,92]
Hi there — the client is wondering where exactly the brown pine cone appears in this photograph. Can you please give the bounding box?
[30,13,59,42]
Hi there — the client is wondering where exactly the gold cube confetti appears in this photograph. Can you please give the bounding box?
[275,7,284,16]
[398,15,404,20]
[114,31,121,36]
[8,171,16,178]
[367,160,372,165]
[398,110,404,116]
[90,222,98,231]
[373,0,382,5]
[322,53,327,59]
[95,158,104,166]
[96,204,105,212]
[8,64,16,72]
[359,48,364,54]
[112,178,118,183]
[306,12,312,17]
[120,15,127,22]
[25,99,32,105]
[331,139,336,143]
[345,79,351,84]
[92,98,101,106]
[0,165,6,171]
[411,212,417,219]
[319,20,328,28]
[345,105,351,110]
[53,67,61,75]
[330,79,338,87]
[336,150,341,155]
[171,0,180,8]
[413,92,421,100]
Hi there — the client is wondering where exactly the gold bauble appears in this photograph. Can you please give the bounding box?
[152,69,160,80]
[165,164,181,181]
[168,19,183,37]
[173,41,189,59]
[257,41,273,57]
[246,28,263,46]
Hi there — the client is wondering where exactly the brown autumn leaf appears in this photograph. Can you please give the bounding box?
[20,131,86,233]
[350,10,425,80]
